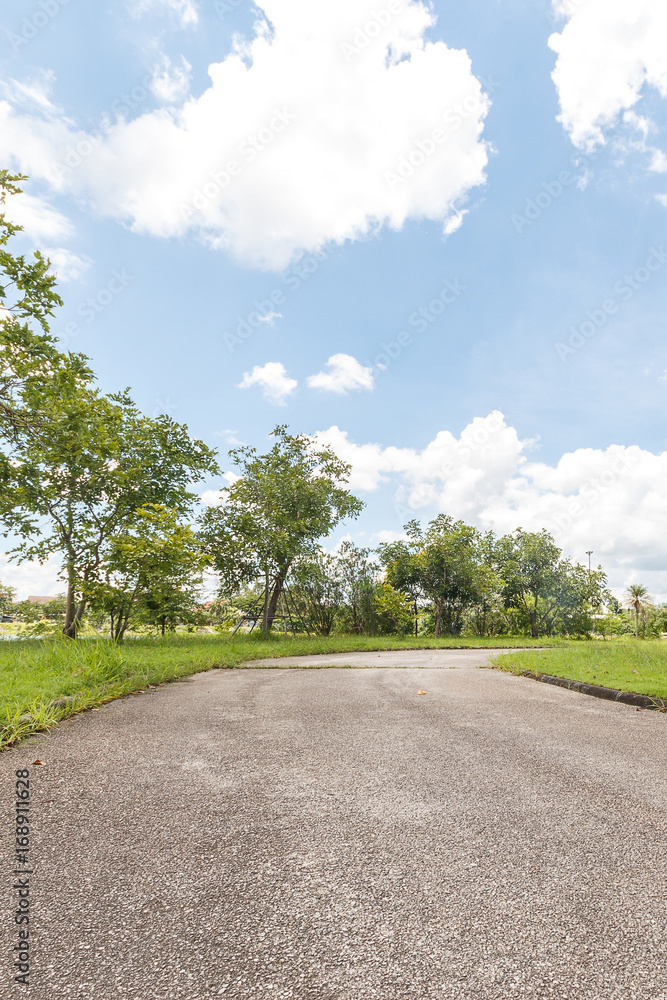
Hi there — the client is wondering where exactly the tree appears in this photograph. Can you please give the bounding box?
[201,426,363,633]
[0,578,15,615]
[12,595,66,625]
[90,505,209,642]
[0,384,218,637]
[380,516,492,636]
[0,170,92,446]
[373,582,413,636]
[336,541,379,634]
[495,529,608,637]
[289,548,346,636]
[623,584,654,639]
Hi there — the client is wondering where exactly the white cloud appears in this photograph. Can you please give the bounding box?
[42,248,92,282]
[255,311,282,326]
[0,0,490,270]
[307,353,374,394]
[237,361,297,405]
[2,189,73,243]
[134,0,199,26]
[650,149,667,173]
[549,1,667,150]
[656,194,667,208]
[0,71,60,115]
[0,555,62,603]
[150,56,193,103]
[316,412,667,584]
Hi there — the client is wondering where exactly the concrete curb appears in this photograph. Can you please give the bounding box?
[521,670,667,712]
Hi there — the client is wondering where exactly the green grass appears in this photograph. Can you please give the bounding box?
[491,642,667,700]
[0,632,560,749]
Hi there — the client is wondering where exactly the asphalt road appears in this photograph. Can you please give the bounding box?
[1,650,666,999]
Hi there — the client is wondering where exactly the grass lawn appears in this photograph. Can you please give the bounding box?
[491,643,667,702]
[0,632,561,749]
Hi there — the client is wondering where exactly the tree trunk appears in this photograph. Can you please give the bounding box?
[434,602,442,637]
[63,564,78,638]
[266,564,290,631]
[262,568,270,635]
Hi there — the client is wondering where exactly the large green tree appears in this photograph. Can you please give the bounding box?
[0,384,218,637]
[90,504,209,642]
[201,426,363,632]
[494,529,608,637]
[379,516,494,636]
[289,548,347,636]
[0,171,92,447]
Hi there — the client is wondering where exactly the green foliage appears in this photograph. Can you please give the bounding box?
[0,383,217,636]
[201,426,363,631]
[372,582,414,635]
[379,516,499,636]
[289,548,347,636]
[494,529,609,638]
[0,578,15,614]
[0,171,93,446]
[12,595,66,624]
[89,505,209,641]
[622,584,655,638]
[334,541,379,634]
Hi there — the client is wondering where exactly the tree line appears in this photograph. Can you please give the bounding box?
[0,171,656,641]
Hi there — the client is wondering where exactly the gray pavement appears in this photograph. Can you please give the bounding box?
[1,649,666,999]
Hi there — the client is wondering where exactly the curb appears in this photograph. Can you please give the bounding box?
[521,671,667,712]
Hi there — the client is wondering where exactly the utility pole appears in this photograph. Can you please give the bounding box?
[586,550,593,573]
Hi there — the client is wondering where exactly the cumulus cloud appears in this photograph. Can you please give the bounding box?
[150,56,193,103]
[316,412,667,585]
[307,354,374,394]
[0,0,490,269]
[42,248,92,282]
[0,555,62,603]
[549,1,667,150]
[237,361,297,405]
[2,189,73,243]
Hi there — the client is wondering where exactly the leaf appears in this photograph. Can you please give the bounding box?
[32,759,44,765]
[417,690,426,696]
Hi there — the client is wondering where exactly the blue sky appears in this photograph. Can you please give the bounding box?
[1,0,667,597]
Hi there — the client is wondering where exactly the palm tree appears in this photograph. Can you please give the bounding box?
[623,584,654,639]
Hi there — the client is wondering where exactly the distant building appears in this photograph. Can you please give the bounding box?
[27,596,55,605]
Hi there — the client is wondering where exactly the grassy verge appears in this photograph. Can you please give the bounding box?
[0,633,562,749]
[490,642,667,700]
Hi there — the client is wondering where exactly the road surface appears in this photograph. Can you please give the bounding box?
[1,649,666,999]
